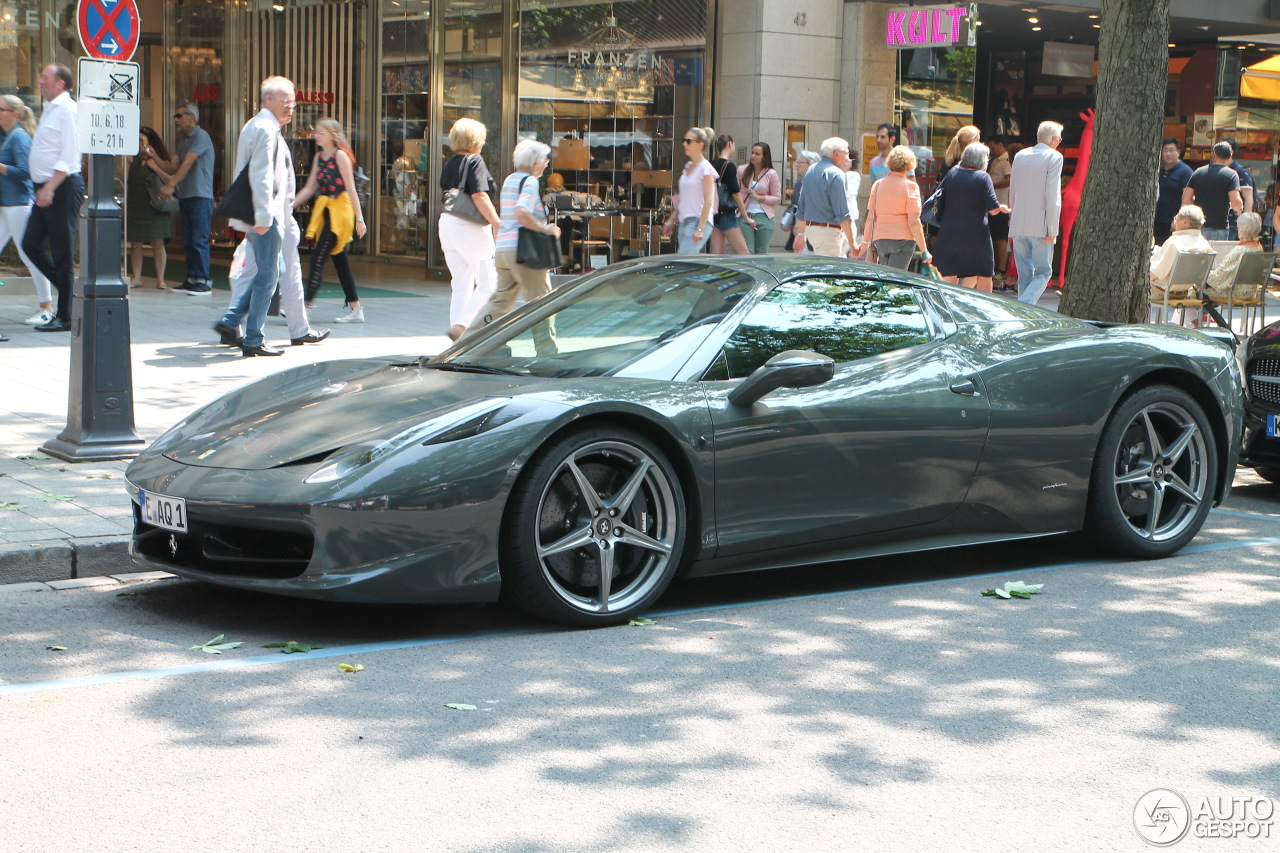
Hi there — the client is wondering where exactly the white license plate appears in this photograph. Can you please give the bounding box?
[140,491,188,533]
[1269,415,1280,438]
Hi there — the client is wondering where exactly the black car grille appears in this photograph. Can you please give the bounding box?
[1249,358,1280,405]
[134,505,314,579]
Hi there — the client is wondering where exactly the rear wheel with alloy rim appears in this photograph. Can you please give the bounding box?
[502,426,686,626]
[1085,385,1216,558]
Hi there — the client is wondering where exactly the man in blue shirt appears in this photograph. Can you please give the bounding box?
[1154,137,1191,246]
[792,137,856,257]
[155,103,216,294]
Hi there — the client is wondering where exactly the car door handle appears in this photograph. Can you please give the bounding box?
[950,379,980,396]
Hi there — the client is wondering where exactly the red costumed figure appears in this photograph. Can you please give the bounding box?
[1057,108,1095,290]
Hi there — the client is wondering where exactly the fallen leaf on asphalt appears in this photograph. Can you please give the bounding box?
[443,703,477,711]
[981,581,1044,600]
[40,494,77,503]
[46,646,68,651]
[262,641,324,654]
[0,502,22,511]
[628,617,658,626]
[16,454,50,461]
[190,634,244,654]
[338,663,364,673]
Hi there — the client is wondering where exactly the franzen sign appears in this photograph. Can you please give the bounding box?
[566,49,660,70]
[885,4,977,49]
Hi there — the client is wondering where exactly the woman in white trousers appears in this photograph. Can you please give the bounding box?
[438,117,499,340]
[0,95,53,326]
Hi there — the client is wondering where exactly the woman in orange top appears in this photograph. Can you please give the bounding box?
[861,145,929,270]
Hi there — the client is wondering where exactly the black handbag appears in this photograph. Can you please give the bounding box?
[920,172,947,228]
[147,173,179,213]
[515,176,561,270]
[441,154,490,225]
[214,162,255,223]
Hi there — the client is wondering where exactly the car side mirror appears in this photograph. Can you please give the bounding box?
[727,350,835,407]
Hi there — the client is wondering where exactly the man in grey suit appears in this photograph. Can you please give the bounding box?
[214,76,313,356]
[1009,120,1064,306]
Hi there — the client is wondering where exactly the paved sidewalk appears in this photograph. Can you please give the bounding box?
[0,256,454,584]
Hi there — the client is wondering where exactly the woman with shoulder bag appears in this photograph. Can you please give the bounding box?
[0,95,54,323]
[127,126,173,290]
[294,117,367,323]
[737,142,781,253]
[462,138,560,355]
[439,117,500,340]
[709,134,754,254]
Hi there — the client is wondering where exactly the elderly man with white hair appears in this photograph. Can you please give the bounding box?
[1009,119,1064,305]
[792,137,858,258]
[463,137,561,355]
[1149,203,1212,294]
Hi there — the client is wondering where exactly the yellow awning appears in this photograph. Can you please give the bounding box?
[1241,56,1280,101]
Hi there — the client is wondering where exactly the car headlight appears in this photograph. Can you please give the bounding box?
[303,397,511,484]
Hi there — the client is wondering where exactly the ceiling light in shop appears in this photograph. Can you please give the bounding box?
[1092,24,1100,29]
[1028,17,1038,24]
[1032,26,1042,32]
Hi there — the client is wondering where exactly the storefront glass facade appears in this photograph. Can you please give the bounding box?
[0,0,709,274]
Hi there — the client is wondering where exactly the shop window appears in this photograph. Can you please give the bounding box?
[519,0,708,271]
[381,6,431,258]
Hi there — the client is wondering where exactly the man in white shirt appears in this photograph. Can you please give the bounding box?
[1149,204,1212,293]
[24,64,84,333]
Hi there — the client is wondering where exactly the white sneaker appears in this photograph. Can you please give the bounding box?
[23,310,53,326]
[333,305,364,324]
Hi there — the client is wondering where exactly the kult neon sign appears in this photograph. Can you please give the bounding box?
[886,4,976,48]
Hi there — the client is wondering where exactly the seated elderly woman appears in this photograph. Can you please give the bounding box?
[1204,211,1265,301]
[1150,204,1212,297]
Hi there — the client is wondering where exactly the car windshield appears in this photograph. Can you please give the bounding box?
[435,262,758,378]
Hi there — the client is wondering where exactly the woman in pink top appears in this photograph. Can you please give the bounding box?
[861,145,930,271]
[661,126,717,254]
[737,142,782,253]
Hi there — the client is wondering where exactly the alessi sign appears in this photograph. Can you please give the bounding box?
[885,4,977,49]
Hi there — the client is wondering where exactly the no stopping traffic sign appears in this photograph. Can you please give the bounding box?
[78,0,141,62]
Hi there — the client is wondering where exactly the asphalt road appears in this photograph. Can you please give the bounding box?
[2,473,1279,853]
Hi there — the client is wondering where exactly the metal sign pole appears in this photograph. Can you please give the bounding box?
[40,153,145,461]
[41,48,145,462]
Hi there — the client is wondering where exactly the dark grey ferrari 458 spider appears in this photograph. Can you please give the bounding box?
[125,256,1242,626]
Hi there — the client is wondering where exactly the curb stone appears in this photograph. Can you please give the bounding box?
[0,536,135,586]
[0,571,175,596]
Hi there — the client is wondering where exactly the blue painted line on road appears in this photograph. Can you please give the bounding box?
[4,532,1280,697]
[1209,507,1280,524]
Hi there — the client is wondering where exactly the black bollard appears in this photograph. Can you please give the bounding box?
[40,153,145,462]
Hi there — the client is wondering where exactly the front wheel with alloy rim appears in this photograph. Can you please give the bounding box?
[1085,384,1217,559]
[502,426,687,627]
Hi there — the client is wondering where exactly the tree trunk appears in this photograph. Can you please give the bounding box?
[1059,0,1170,322]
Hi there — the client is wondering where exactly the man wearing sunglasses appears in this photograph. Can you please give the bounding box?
[150,103,215,295]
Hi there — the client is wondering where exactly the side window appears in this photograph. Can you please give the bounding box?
[710,278,933,380]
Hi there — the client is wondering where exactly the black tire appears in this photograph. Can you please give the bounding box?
[501,425,687,627]
[1084,384,1217,559]
[1254,467,1280,484]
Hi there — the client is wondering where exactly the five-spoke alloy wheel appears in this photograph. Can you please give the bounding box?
[1086,385,1217,558]
[503,426,686,626]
